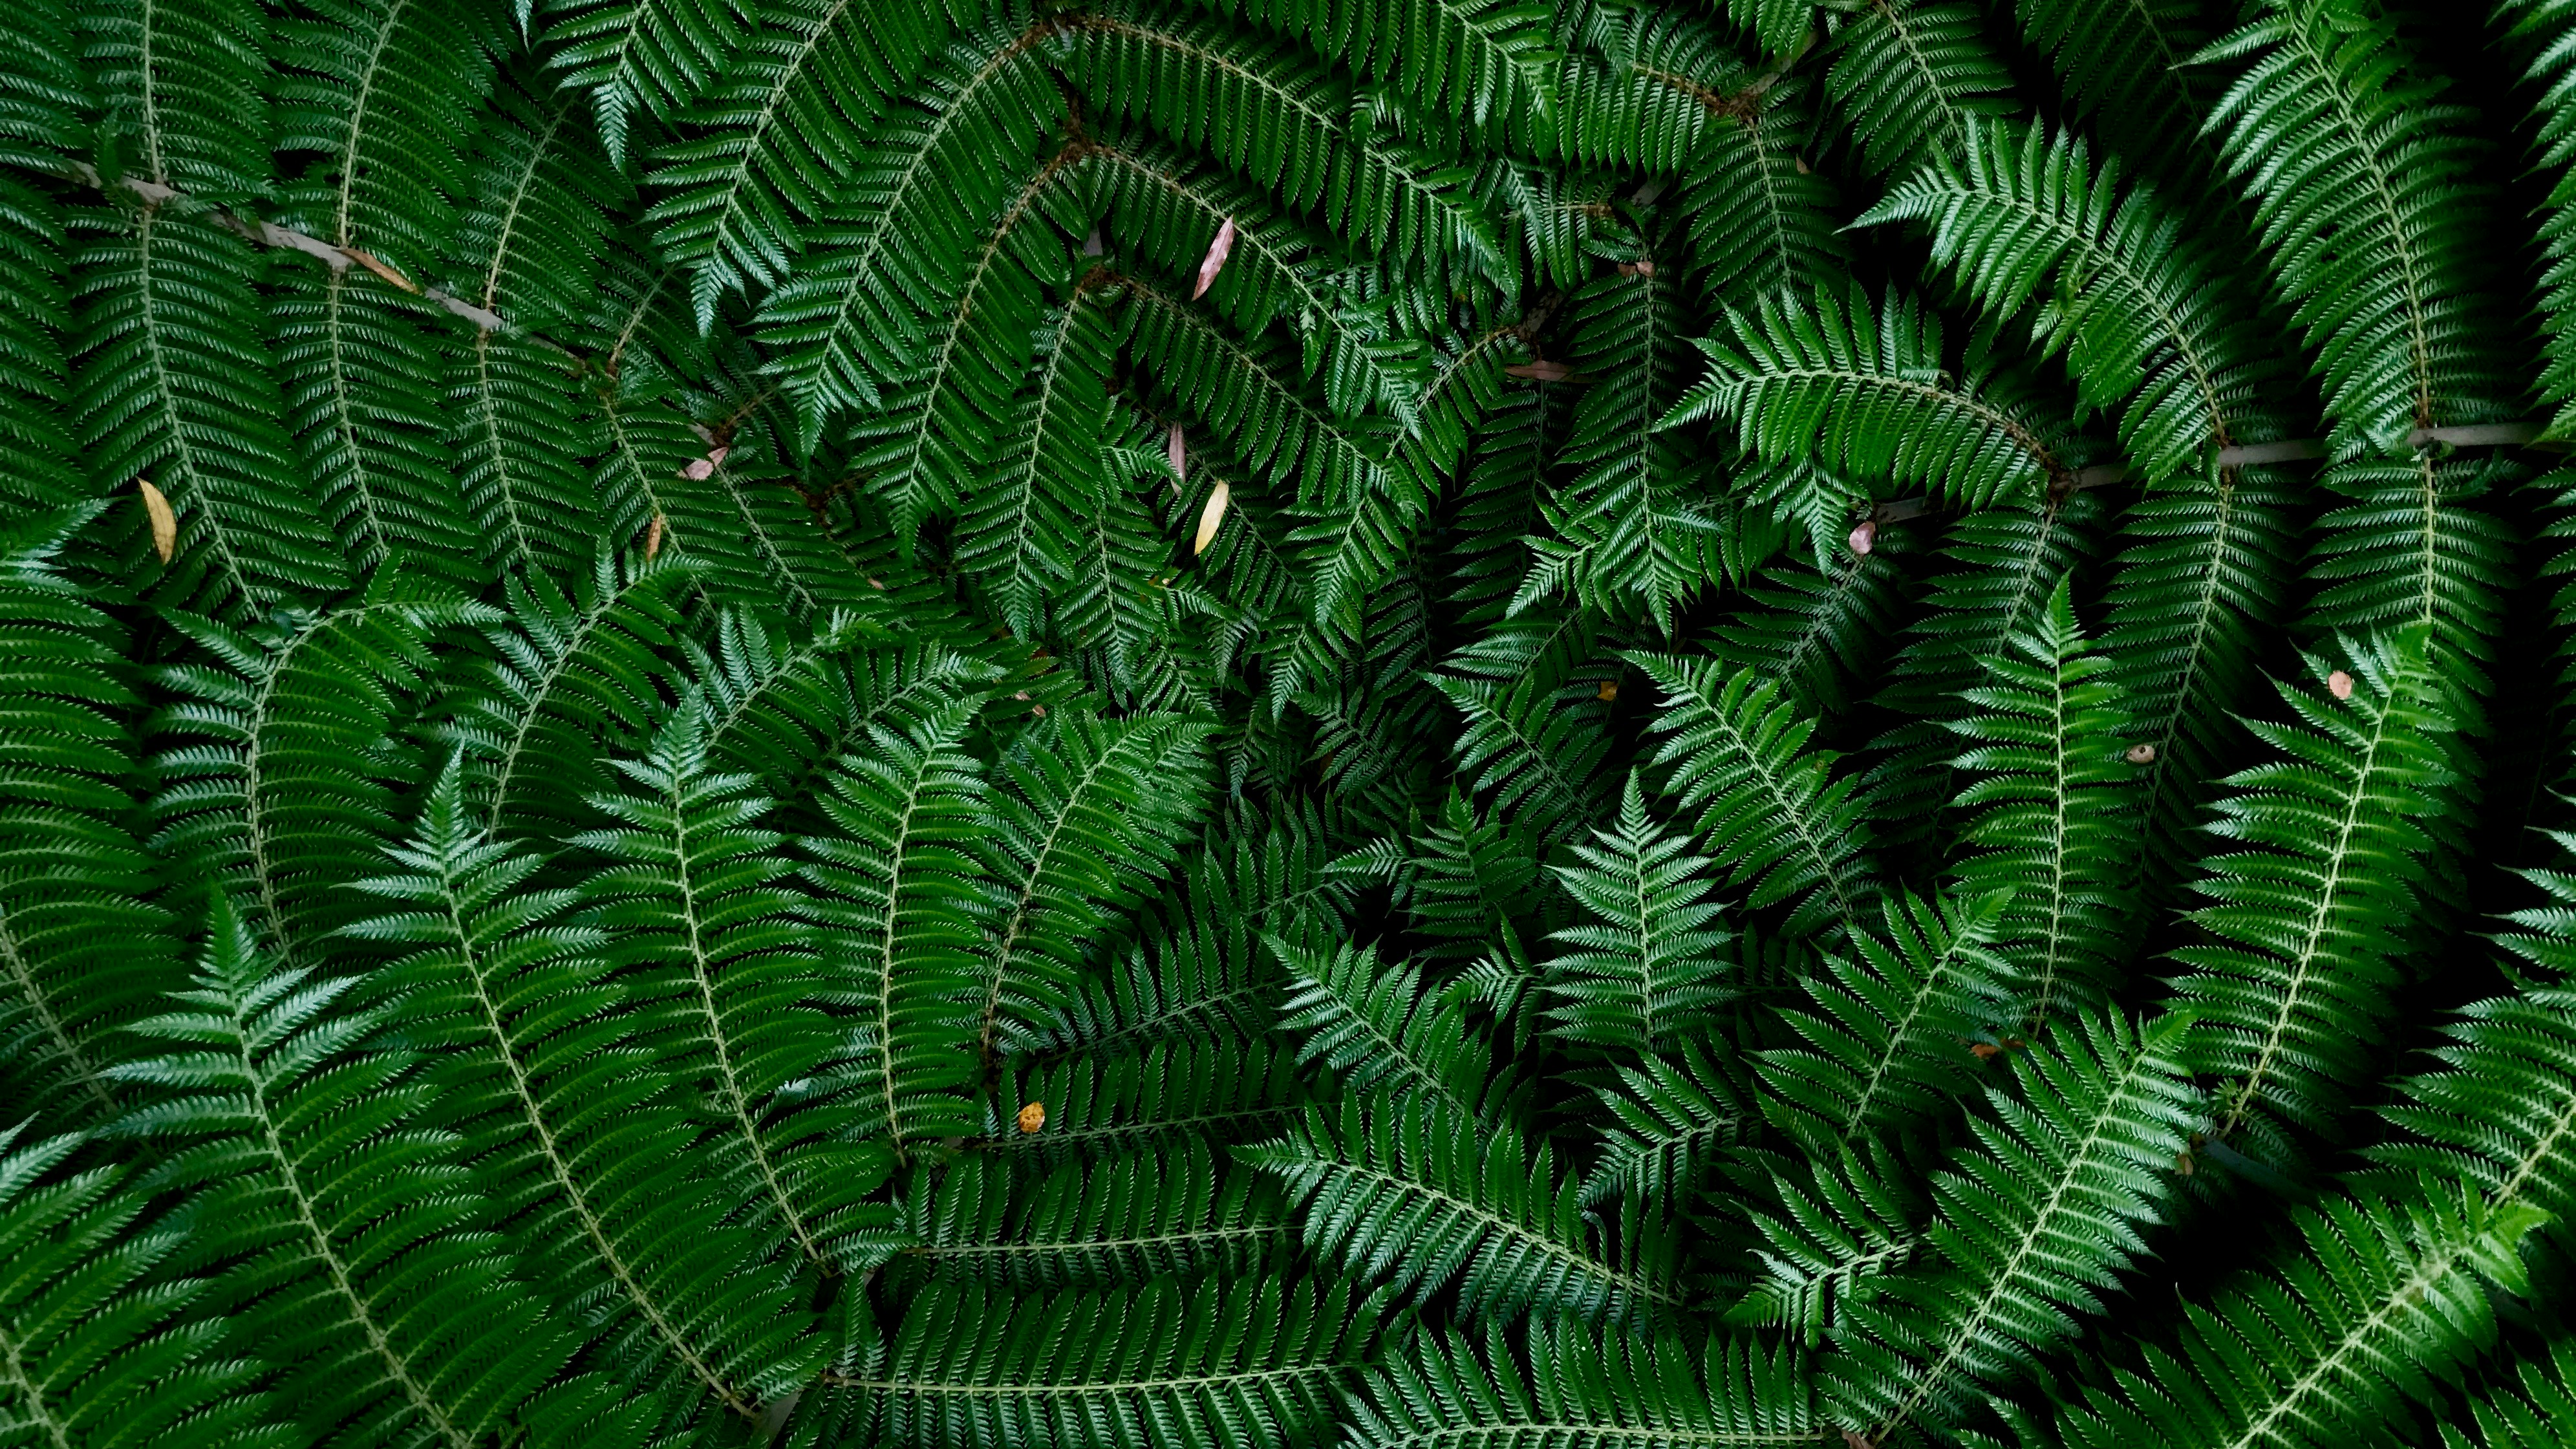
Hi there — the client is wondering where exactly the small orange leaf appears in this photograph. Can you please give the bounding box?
[1194,478,1230,555]
[341,246,420,294]
[1017,1101,1046,1133]
[2327,669,2355,701]
[1596,680,1619,702]
[137,478,176,563]
[1969,1042,1999,1061]
[1192,218,1237,299]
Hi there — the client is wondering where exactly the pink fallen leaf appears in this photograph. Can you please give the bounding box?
[1847,520,1876,557]
[1505,361,1572,382]
[1192,218,1237,300]
[708,445,729,467]
[138,479,175,563]
[2326,669,2354,700]
[1193,479,1230,555]
[1166,423,1186,482]
[681,457,714,480]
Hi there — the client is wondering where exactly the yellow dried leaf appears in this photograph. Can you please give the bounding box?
[645,514,665,560]
[138,479,175,563]
[1193,479,1230,555]
[1016,1102,1046,1134]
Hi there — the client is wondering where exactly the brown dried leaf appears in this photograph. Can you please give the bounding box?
[341,246,421,294]
[644,514,665,560]
[1016,1102,1046,1133]
[1504,361,1571,382]
[1192,218,1237,299]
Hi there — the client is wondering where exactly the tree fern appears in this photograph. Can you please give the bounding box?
[1274,935,1499,1114]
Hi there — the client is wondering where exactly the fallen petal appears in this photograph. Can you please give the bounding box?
[681,457,714,480]
[2327,669,2354,700]
[1167,422,1186,482]
[1848,520,1876,556]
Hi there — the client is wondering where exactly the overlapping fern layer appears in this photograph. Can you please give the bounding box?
[9,0,2576,1445]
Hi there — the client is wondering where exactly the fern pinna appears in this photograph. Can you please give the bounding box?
[8,0,2576,1446]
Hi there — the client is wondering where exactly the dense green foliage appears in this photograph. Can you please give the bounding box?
[6,0,2576,1445]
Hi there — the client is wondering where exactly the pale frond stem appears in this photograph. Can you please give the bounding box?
[472,98,572,313]
[896,1221,1292,1263]
[662,769,826,1265]
[1835,938,1971,1150]
[133,208,257,608]
[2211,1227,2496,1449]
[1873,1035,2171,1440]
[2130,469,2248,837]
[1682,688,1858,935]
[1357,1427,1830,1448]
[2487,1066,2576,1214]
[794,23,1046,354]
[465,332,543,574]
[2211,696,2403,1144]
[0,1322,75,1449]
[0,910,118,1120]
[228,1001,475,1449]
[978,1103,1297,1152]
[2028,652,2076,1027]
[978,727,1169,1064]
[316,267,395,570]
[432,869,762,1419]
[1335,1163,1679,1307]
[2277,14,2434,427]
[488,580,623,832]
[824,1361,1357,1395]
[327,0,413,248]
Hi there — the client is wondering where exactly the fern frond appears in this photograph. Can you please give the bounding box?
[1945,573,2141,1025]
[0,507,180,1128]
[2368,986,2576,1234]
[1668,285,2079,511]
[80,0,271,199]
[1819,1009,2200,1441]
[2044,1183,2546,1449]
[1542,774,1734,1057]
[886,1137,1293,1292]
[800,699,995,1148]
[1702,542,1909,717]
[2443,1339,2576,1449]
[1203,0,1558,147]
[1624,650,1877,941]
[1819,0,2015,180]
[1756,886,2013,1156]
[1432,667,1616,846]
[109,900,586,1448]
[2196,0,2519,444]
[1274,936,1498,1114]
[536,0,753,167]
[0,1128,277,1449]
[641,0,958,321]
[1858,119,2296,483]
[445,327,605,583]
[570,696,898,1269]
[978,710,1215,1058]
[987,1030,1313,1163]
[2300,454,2514,702]
[338,762,819,1425]
[791,1274,1380,1449]
[2167,630,2459,1147]
[2003,0,2224,200]
[1243,1093,1681,1324]
[146,581,499,958]
[70,205,349,616]
[1347,1318,1823,1448]
[753,16,1059,445]
[1583,1036,1752,1208]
